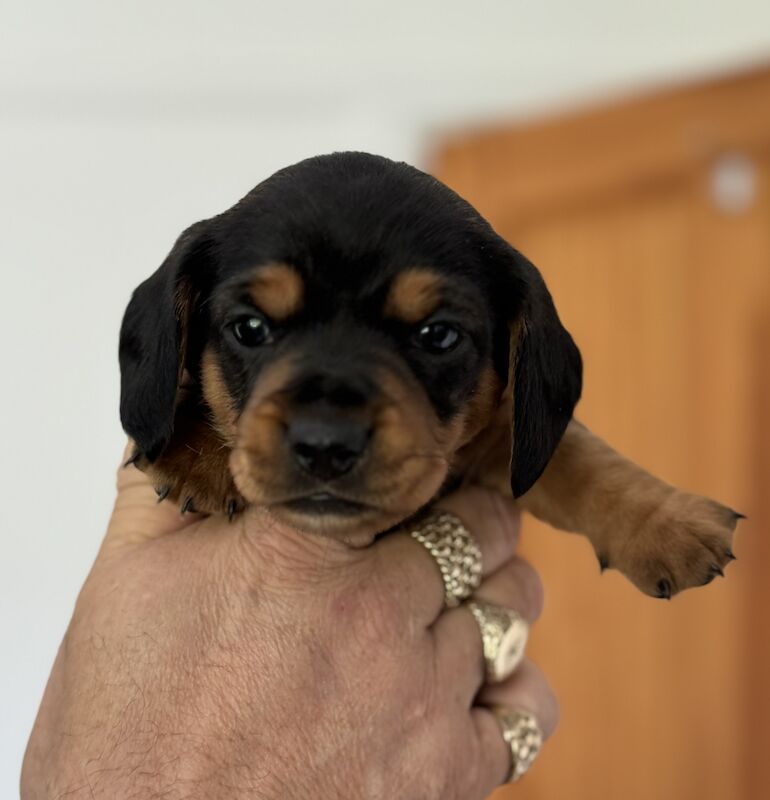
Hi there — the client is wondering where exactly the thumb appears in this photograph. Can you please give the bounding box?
[100,441,203,556]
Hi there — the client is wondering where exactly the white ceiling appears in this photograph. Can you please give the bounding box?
[4,0,770,133]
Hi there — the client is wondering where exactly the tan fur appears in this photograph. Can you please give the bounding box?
[518,421,738,596]
[248,263,304,320]
[384,268,443,323]
[230,359,462,541]
[456,366,504,450]
[201,348,238,444]
[136,389,242,515]
[230,355,304,506]
[461,411,738,597]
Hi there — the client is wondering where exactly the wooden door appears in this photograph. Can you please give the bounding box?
[433,67,770,800]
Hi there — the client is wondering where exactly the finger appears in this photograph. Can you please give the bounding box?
[473,556,544,621]
[433,557,543,699]
[469,660,558,795]
[470,704,516,795]
[100,442,204,556]
[375,487,521,624]
[478,659,560,739]
[436,488,521,573]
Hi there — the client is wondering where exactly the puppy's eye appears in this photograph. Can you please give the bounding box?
[414,322,461,354]
[230,314,272,347]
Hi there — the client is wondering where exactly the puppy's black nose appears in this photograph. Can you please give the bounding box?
[288,416,370,481]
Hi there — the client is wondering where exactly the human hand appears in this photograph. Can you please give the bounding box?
[22,449,557,799]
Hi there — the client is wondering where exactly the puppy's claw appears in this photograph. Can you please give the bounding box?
[156,486,171,503]
[731,510,747,522]
[598,554,609,573]
[227,500,237,522]
[701,561,727,586]
[123,450,142,468]
[656,579,672,600]
[181,496,196,515]
[725,549,737,561]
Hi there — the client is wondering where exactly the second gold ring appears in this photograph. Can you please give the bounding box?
[467,599,529,683]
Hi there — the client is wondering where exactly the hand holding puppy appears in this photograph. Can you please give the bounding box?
[22,453,557,799]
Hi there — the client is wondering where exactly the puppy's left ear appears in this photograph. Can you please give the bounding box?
[499,247,583,497]
[119,220,213,461]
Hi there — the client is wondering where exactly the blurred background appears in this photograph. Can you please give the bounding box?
[1,1,769,797]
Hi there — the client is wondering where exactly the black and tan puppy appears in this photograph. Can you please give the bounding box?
[120,152,739,599]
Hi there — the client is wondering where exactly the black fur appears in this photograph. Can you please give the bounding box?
[119,221,212,461]
[507,251,582,496]
[118,152,582,495]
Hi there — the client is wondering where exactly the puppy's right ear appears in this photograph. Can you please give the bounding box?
[119,221,213,461]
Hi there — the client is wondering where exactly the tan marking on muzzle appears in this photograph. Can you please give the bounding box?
[364,366,464,512]
[229,352,466,539]
[229,355,299,505]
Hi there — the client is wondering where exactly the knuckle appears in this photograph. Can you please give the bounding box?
[403,662,440,729]
[343,564,411,651]
[481,557,544,622]
[467,714,505,793]
[512,559,545,621]
[539,678,561,738]
[489,491,522,550]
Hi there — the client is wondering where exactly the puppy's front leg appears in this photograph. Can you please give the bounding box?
[519,420,741,598]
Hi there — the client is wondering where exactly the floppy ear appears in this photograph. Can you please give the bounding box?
[119,221,213,461]
[505,249,582,497]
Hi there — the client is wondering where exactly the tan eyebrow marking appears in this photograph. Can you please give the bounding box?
[384,268,444,323]
[248,263,304,320]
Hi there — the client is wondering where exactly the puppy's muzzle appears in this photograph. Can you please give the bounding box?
[288,413,371,480]
[285,370,373,482]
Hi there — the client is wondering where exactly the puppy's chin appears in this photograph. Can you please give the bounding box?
[266,502,411,547]
[231,447,452,546]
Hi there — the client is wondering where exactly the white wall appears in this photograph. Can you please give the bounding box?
[2,0,769,791]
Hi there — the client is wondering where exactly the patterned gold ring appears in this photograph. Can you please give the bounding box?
[467,600,529,683]
[409,512,483,608]
[491,706,543,783]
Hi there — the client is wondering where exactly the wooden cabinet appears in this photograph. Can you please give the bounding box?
[433,67,770,800]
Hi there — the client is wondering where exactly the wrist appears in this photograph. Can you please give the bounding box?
[22,731,270,800]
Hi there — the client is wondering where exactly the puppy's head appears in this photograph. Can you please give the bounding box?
[119,153,581,538]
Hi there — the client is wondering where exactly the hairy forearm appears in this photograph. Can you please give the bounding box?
[22,716,274,800]
[22,637,268,800]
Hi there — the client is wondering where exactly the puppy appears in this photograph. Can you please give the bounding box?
[120,152,740,598]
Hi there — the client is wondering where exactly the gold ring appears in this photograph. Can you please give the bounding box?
[491,706,543,782]
[409,511,482,608]
[467,600,529,683]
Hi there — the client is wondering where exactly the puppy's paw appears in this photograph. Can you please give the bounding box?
[598,491,742,599]
[127,436,245,519]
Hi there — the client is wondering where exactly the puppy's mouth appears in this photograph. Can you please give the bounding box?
[279,492,372,516]
[268,489,388,545]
